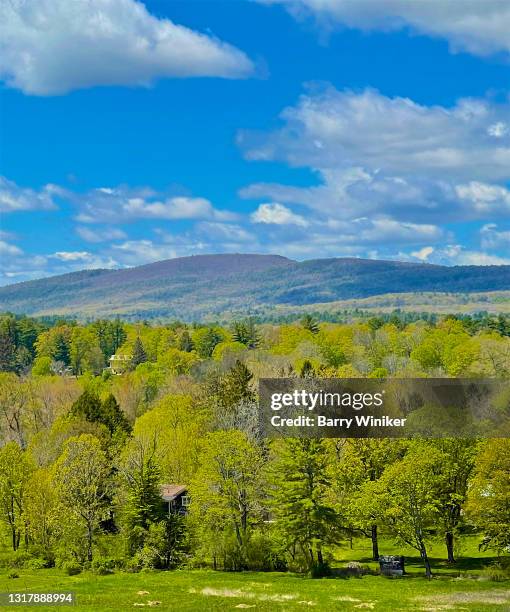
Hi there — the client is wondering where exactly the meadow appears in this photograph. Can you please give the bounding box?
[1,537,509,611]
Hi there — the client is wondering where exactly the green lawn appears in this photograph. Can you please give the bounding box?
[0,537,508,611]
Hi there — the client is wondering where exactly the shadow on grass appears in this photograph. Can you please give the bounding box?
[338,552,503,578]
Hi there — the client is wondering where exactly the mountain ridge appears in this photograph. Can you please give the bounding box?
[1,253,510,320]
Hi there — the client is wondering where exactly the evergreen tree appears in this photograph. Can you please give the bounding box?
[71,390,103,423]
[217,360,255,411]
[53,333,70,366]
[270,439,338,573]
[301,314,319,334]
[178,330,194,352]
[131,337,147,369]
[299,359,315,378]
[101,393,132,436]
[0,326,16,372]
[122,437,165,555]
[231,319,260,349]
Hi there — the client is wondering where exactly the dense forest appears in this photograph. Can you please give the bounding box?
[0,311,509,580]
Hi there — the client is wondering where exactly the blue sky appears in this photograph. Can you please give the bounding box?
[1,0,510,284]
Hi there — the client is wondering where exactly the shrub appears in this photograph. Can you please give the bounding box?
[310,561,332,578]
[63,562,82,576]
[3,551,33,569]
[480,562,509,582]
[91,557,119,575]
[26,558,48,570]
[7,571,19,579]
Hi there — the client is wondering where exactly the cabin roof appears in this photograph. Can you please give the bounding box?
[160,484,187,501]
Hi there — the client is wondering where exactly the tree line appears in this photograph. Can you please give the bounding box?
[0,313,509,578]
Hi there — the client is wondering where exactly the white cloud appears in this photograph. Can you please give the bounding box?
[251,202,309,226]
[0,0,254,96]
[51,251,94,262]
[0,176,59,212]
[260,0,510,58]
[406,244,510,266]
[239,88,510,181]
[410,246,435,262]
[0,240,23,256]
[239,87,510,236]
[196,222,254,242]
[49,250,118,268]
[76,226,128,243]
[488,122,509,138]
[480,223,510,250]
[73,186,237,223]
[111,239,181,266]
[455,181,510,216]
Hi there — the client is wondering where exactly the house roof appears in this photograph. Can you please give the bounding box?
[160,484,187,501]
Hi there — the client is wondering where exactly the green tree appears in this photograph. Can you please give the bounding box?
[189,430,264,570]
[101,393,131,436]
[215,360,255,412]
[231,319,260,348]
[466,439,510,553]
[131,337,147,369]
[0,316,17,372]
[270,438,338,573]
[192,327,225,359]
[429,438,478,563]
[0,442,34,550]
[32,356,53,376]
[71,390,103,424]
[359,446,445,578]
[53,434,111,562]
[330,439,406,561]
[53,332,71,365]
[301,314,319,334]
[120,435,165,555]
[178,330,194,352]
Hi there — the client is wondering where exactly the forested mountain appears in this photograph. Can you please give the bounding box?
[1,253,510,319]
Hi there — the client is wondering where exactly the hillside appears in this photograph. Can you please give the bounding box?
[1,253,510,320]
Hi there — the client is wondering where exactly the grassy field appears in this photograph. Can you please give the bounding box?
[0,537,509,611]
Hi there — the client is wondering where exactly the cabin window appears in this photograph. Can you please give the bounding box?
[181,495,190,507]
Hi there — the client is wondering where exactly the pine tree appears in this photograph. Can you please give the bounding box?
[231,319,260,349]
[217,360,255,411]
[178,330,194,352]
[299,359,315,378]
[122,438,165,555]
[131,337,147,369]
[301,314,319,334]
[101,394,132,435]
[71,390,103,423]
[270,438,338,573]
[53,333,70,365]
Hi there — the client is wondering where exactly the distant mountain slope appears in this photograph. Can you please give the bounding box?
[1,253,510,320]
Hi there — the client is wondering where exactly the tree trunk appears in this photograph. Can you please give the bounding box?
[371,524,379,561]
[87,524,93,562]
[419,542,432,579]
[445,531,455,563]
[317,548,324,565]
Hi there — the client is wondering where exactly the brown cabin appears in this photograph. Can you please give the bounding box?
[160,484,190,516]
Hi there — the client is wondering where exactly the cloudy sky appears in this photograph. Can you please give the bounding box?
[2,0,510,284]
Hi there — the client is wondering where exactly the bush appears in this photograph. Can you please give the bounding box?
[26,558,48,570]
[7,571,19,579]
[91,557,120,575]
[63,562,82,576]
[244,532,287,572]
[310,561,332,578]
[480,562,510,582]
[3,551,33,569]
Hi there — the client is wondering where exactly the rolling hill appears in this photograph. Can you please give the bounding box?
[1,253,510,320]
